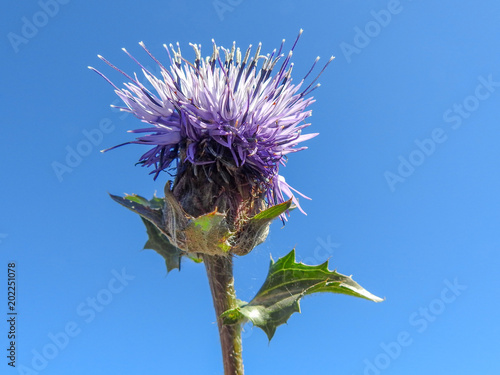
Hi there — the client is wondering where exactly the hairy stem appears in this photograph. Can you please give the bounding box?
[203,254,244,375]
[172,160,248,374]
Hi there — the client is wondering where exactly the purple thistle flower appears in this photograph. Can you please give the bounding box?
[90,30,332,217]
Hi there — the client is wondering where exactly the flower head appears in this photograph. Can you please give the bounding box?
[91,30,332,218]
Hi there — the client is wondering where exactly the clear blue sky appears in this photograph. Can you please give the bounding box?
[2,1,500,374]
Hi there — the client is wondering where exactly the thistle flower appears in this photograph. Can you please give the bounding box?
[90,35,382,375]
[90,30,332,222]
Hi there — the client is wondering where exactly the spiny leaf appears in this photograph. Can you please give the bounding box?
[251,199,292,221]
[111,194,184,272]
[125,194,164,210]
[184,210,232,254]
[222,249,383,340]
[141,218,184,273]
[230,199,292,256]
[192,210,225,232]
[111,193,198,272]
[109,193,163,231]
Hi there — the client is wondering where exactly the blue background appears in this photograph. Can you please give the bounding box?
[2,0,500,374]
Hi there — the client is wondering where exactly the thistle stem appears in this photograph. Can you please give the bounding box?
[203,254,244,375]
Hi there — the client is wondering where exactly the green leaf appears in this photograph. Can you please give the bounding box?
[141,218,184,273]
[125,194,164,210]
[251,199,292,221]
[192,210,225,232]
[184,210,232,254]
[109,193,164,231]
[230,199,292,256]
[222,249,383,340]
[111,193,192,272]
